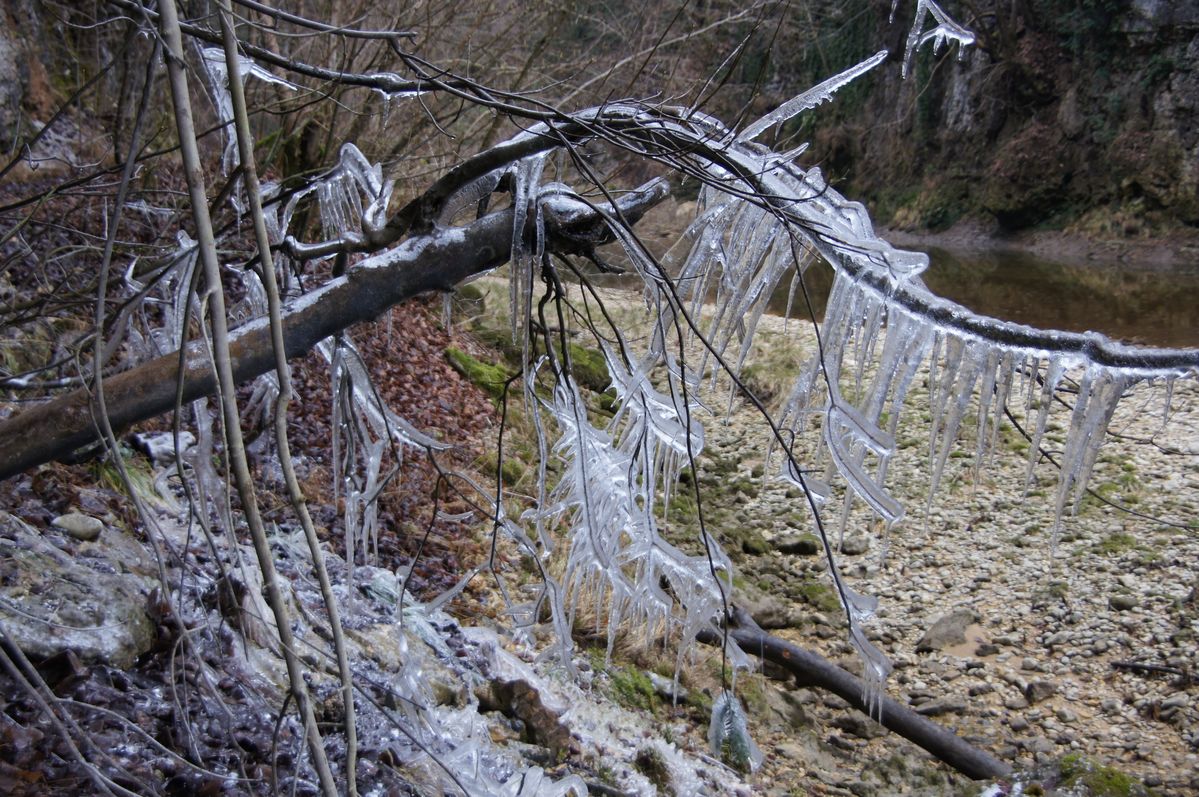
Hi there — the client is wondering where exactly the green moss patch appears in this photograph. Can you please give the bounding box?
[1093,532,1137,556]
[1058,754,1155,797]
[445,347,511,399]
[796,578,842,614]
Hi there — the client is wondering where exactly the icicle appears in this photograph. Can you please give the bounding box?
[927,335,966,466]
[926,340,983,509]
[986,352,1017,468]
[509,155,549,369]
[850,623,892,721]
[1024,357,1066,496]
[1022,356,1039,422]
[926,331,944,423]
[852,297,885,401]
[876,309,934,452]
[973,347,1001,469]
[1052,367,1131,543]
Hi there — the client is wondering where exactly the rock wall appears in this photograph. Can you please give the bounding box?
[787,0,1199,235]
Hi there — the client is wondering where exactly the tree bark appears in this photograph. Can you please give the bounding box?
[700,624,1011,782]
[0,180,668,482]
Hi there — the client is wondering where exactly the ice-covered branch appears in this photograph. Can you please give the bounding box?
[0,180,668,481]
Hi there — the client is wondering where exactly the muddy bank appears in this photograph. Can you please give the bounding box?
[884,221,1199,274]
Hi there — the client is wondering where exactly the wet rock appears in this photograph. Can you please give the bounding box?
[764,686,811,730]
[52,512,103,541]
[915,607,980,653]
[1004,695,1030,710]
[0,511,154,668]
[1024,736,1055,754]
[465,628,573,756]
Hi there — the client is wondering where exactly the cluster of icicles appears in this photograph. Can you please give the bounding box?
[161,4,1197,793]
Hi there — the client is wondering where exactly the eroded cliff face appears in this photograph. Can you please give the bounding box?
[790,1,1199,236]
[3,1,1195,239]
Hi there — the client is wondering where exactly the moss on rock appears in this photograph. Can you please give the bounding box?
[445,347,511,399]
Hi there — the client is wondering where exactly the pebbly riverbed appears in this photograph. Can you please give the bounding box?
[665,305,1199,797]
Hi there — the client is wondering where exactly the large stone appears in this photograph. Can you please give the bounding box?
[0,512,155,668]
[1025,680,1058,704]
[52,512,103,541]
[915,607,981,653]
[1109,592,1139,611]
[832,712,886,739]
[777,534,821,556]
[914,696,967,716]
[840,533,869,556]
[743,592,803,630]
[763,686,811,731]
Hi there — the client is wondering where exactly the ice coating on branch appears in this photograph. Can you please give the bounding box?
[738,50,889,143]
[544,373,742,673]
[318,143,395,241]
[438,167,505,227]
[315,336,448,605]
[198,48,297,174]
[897,0,976,79]
[509,155,549,372]
[471,44,1194,737]
[153,232,200,354]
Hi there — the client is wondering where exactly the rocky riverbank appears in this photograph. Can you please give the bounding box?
[677,308,1199,796]
[1,277,1194,796]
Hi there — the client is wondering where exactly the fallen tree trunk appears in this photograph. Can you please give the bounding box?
[0,180,668,482]
[699,622,1011,782]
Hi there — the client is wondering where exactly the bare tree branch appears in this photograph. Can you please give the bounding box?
[0,180,668,482]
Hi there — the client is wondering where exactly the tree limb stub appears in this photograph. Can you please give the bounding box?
[0,180,668,482]
[699,624,1012,782]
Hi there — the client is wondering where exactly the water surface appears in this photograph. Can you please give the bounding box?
[589,240,1199,349]
[911,246,1199,349]
[758,245,1199,349]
